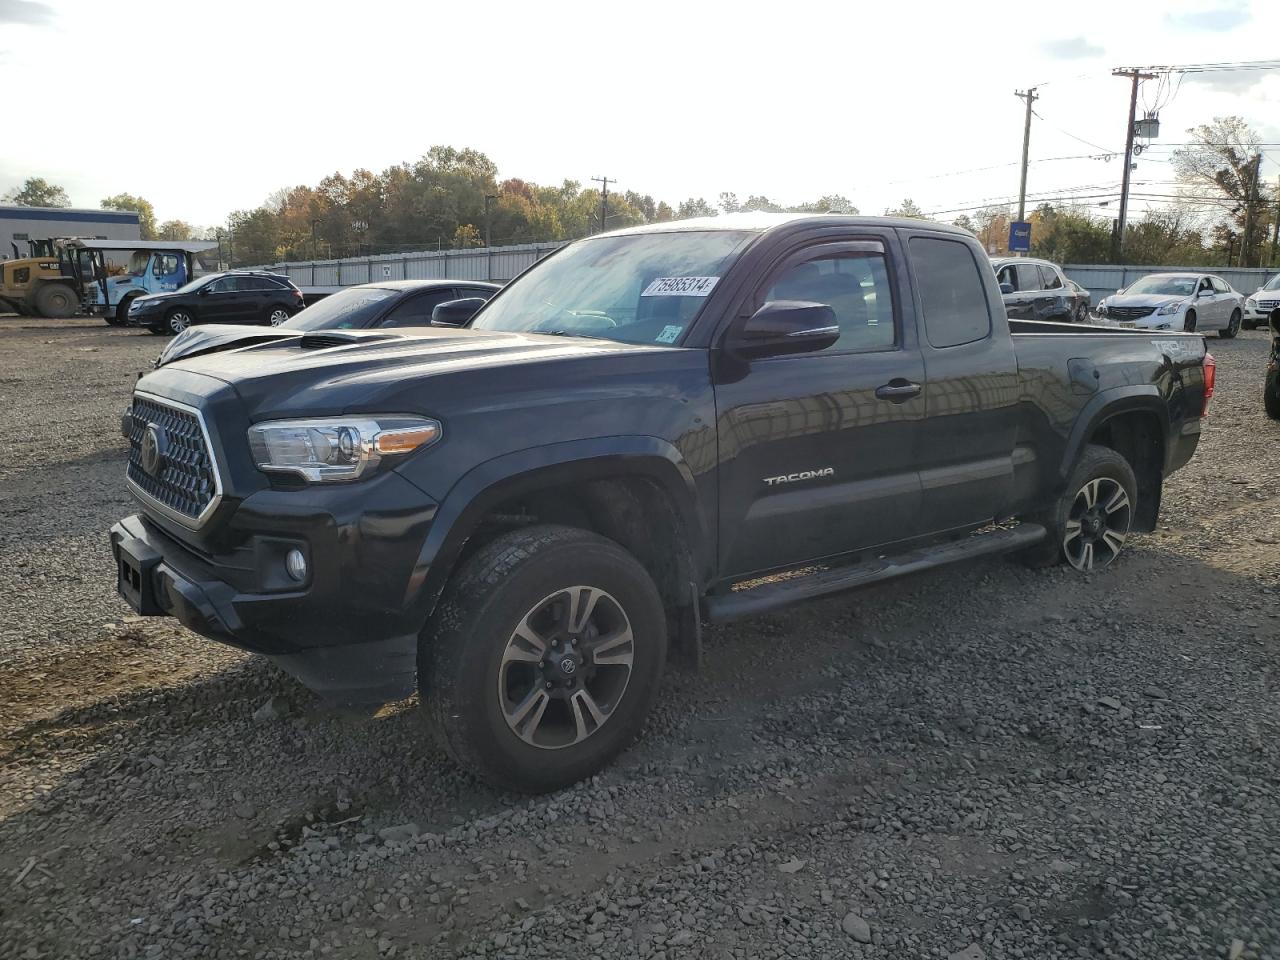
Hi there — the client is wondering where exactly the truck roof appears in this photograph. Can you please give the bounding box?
[60,239,218,253]
[601,211,970,238]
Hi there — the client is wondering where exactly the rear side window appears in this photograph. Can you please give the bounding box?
[909,237,992,348]
[1041,264,1063,290]
[1015,263,1042,292]
[1211,276,1229,293]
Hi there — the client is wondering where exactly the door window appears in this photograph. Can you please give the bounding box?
[1040,264,1063,289]
[152,255,180,277]
[909,237,993,348]
[1015,263,1042,292]
[1198,277,1213,294]
[380,289,459,327]
[206,277,234,293]
[995,264,1017,290]
[761,252,896,352]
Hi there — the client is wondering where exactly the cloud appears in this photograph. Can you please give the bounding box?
[1184,70,1265,93]
[1164,6,1250,31]
[1040,36,1104,60]
[0,0,53,25]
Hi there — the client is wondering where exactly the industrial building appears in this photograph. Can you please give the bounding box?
[1,205,141,258]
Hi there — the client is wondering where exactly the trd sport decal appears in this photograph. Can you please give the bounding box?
[763,467,835,487]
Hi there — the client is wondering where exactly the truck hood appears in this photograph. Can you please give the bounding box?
[153,327,667,419]
[157,323,295,367]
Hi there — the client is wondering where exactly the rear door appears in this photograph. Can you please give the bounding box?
[1211,276,1235,326]
[1195,276,1222,329]
[903,231,1021,534]
[714,231,929,577]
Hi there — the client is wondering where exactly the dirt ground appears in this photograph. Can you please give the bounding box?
[0,316,1276,960]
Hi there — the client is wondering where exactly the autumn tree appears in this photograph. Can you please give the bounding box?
[101,193,157,239]
[156,220,196,241]
[3,177,70,207]
[886,198,925,219]
[1172,117,1275,266]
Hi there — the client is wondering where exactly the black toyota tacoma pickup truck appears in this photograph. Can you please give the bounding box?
[110,214,1212,792]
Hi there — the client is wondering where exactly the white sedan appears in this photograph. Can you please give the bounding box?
[1097,273,1246,338]
[1243,273,1279,330]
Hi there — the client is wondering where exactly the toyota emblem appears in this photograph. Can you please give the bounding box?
[141,423,168,476]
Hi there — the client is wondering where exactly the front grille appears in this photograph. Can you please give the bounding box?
[1108,306,1156,321]
[126,394,219,524]
[1257,299,1279,312]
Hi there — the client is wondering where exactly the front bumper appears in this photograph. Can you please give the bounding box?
[109,472,438,703]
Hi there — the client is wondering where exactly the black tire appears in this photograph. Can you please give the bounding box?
[163,308,194,336]
[1021,444,1137,572]
[1219,310,1241,339]
[1243,318,1257,331]
[265,305,293,327]
[1074,302,1088,323]
[33,283,78,319]
[1266,369,1280,421]
[109,295,135,327]
[1183,310,1197,333]
[423,524,667,792]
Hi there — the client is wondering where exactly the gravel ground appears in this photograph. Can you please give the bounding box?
[0,316,1277,960]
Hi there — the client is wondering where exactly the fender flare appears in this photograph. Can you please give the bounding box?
[1057,385,1171,484]
[402,436,710,625]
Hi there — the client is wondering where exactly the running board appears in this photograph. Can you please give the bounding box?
[704,524,1047,623]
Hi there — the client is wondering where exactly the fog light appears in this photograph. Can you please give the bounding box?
[285,549,308,582]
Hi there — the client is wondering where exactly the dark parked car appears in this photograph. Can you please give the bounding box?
[112,214,1210,792]
[991,257,1081,322]
[153,279,501,367]
[127,271,305,336]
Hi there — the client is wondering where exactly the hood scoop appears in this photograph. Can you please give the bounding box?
[298,330,403,350]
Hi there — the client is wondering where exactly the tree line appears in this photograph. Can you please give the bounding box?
[3,116,1274,268]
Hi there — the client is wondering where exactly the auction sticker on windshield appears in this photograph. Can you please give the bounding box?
[641,276,720,297]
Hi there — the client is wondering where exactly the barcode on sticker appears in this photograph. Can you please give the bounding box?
[641,276,719,297]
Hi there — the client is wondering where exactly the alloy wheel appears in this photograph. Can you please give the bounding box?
[1063,477,1131,571]
[269,309,291,326]
[497,586,634,749]
[168,311,192,334]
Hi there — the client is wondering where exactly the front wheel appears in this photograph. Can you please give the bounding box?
[110,295,135,327]
[424,525,667,792]
[164,309,194,335]
[33,283,78,319]
[1266,368,1280,420]
[1021,444,1137,572]
[1219,310,1241,339]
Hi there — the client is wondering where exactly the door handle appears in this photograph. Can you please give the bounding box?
[875,380,921,402]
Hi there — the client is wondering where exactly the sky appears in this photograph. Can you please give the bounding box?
[1,0,1278,231]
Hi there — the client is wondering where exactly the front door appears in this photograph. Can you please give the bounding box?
[715,235,928,579]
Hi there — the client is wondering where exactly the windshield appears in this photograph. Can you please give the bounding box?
[1264,274,1280,292]
[173,274,214,295]
[1125,276,1197,297]
[127,251,149,276]
[470,230,754,345]
[282,286,396,330]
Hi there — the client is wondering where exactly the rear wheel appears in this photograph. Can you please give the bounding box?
[1243,317,1257,331]
[1074,302,1088,323]
[266,306,292,326]
[1183,311,1197,333]
[1021,444,1137,572]
[1219,310,1241,339]
[424,524,667,792]
[33,283,78,319]
[1266,369,1280,420]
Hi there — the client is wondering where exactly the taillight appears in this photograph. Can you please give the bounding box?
[1201,352,1216,417]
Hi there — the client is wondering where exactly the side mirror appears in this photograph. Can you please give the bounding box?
[1198,288,1211,298]
[726,301,839,359]
[998,282,1014,295]
[431,297,486,327]
[1116,288,1125,295]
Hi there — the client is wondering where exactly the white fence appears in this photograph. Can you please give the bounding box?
[1064,264,1275,305]
[254,241,566,288]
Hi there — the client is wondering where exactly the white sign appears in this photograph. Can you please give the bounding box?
[382,265,393,278]
[641,276,719,297]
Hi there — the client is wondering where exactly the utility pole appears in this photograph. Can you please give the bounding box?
[1014,87,1038,225]
[1270,175,1280,266]
[1112,67,1157,261]
[483,194,497,249]
[591,176,613,235]
[1240,153,1262,267]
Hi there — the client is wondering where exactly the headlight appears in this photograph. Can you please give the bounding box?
[247,415,441,482]
[1097,301,1108,315]
[1246,298,1256,310]
[1156,301,1183,315]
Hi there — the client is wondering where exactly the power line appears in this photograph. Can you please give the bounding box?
[1031,108,1118,155]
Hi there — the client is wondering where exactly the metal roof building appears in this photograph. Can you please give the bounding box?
[1,204,141,258]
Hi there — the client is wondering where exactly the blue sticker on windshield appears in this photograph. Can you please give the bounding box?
[655,324,684,344]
